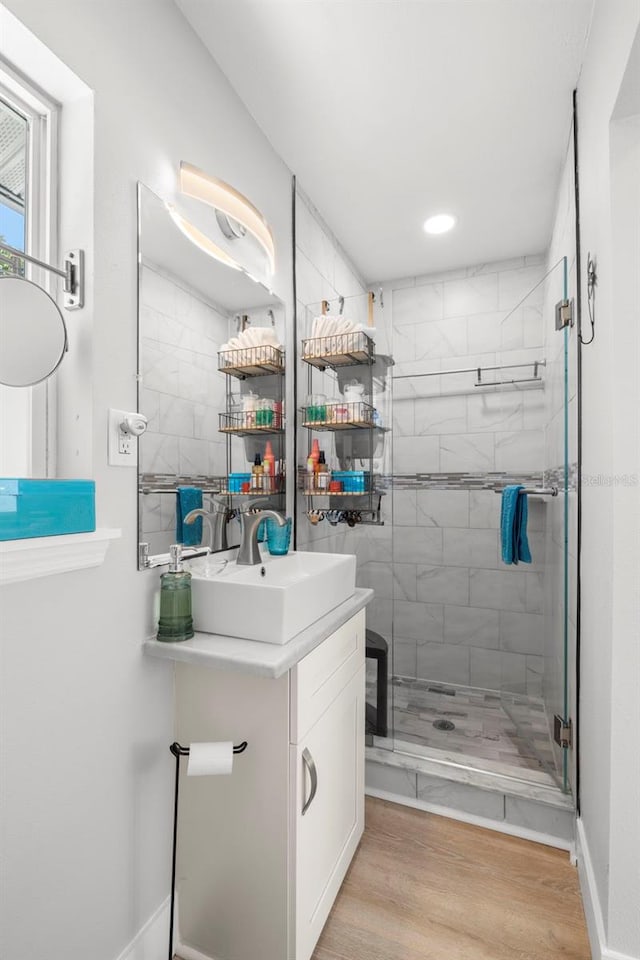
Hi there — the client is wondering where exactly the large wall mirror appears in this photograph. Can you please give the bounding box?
[137,183,286,568]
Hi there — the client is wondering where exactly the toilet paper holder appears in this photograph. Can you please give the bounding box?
[168,740,248,960]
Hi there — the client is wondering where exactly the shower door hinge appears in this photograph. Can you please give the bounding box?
[555,298,574,330]
[553,714,573,749]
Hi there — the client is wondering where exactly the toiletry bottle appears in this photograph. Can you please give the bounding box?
[316,451,330,491]
[306,454,316,493]
[157,544,194,642]
[251,453,264,491]
[310,438,321,467]
[263,440,276,492]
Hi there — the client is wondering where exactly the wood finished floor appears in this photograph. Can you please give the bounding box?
[312,797,590,960]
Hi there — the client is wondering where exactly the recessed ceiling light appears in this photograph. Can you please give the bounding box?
[423,213,457,235]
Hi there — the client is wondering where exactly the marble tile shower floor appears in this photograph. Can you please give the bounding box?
[370,676,560,787]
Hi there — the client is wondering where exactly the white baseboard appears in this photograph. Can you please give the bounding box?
[115,896,170,960]
[576,818,639,960]
[366,786,574,853]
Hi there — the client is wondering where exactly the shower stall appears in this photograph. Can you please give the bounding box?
[293,176,578,821]
[384,253,577,800]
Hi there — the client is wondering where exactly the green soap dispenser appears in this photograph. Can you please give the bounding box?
[156,544,194,642]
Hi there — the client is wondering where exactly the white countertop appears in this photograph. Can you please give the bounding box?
[143,587,374,679]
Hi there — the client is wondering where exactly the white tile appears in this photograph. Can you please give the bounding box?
[469,490,499,529]
[393,601,444,642]
[443,273,499,318]
[416,565,469,605]
[178,437,209,476]
[392,323,415,362]
[444,605,500,648]
[141,338,180,395]
[526,656,544,697]
[498,264,545,311]
[494,430,544,472]
[500,652,527,692]
[357,561,393,599]
[440,434,495,472]
[525,572,544,613]
[393,563,418,601]
[414,396,467,435]
[443,528,498,568]
[467,311,504,354]
[469,569,528,612]
[140,433,179,474]
[416,490,469,527]
[522,390,545,430]
[392,490,417,526]
[466,393,523,434]
[469,648,502,690]
[393,527,443,564]
[416,641,470,685]
[157,395,195,439]
[392,284,443,325]
[393,435,440,473]
[414,317,468,360]
[417,773,504,819]
[500,611,544,655]
[366,761,417,799]
[393,637,418,677]
[392,400,415,437]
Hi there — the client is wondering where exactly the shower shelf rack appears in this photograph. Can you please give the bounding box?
[300,301,383,525]
[393,358,546,388]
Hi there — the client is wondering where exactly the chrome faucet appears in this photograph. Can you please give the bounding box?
[184,505,231,552]
[237,509,286,565]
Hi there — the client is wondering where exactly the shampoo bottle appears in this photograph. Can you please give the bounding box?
[251,453,264,491]
[157,544,194,642]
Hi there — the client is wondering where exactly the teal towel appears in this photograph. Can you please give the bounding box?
[500,485,532,565]
[176,487,202,546]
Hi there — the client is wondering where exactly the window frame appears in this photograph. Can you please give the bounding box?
[0,59,59,477]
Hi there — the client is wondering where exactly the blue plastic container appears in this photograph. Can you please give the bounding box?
[0,479,96,541]
[227,473,251,493]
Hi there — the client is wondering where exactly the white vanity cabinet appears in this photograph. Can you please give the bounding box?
[173,608,366,960]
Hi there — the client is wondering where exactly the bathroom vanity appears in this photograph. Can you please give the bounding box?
[145,588,372,960]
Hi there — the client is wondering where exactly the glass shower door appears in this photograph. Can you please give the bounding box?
[499,255,575,794]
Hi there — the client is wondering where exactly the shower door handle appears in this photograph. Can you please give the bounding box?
[301,747,318,815]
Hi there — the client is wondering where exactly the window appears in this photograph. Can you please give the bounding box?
[0,64,57,478]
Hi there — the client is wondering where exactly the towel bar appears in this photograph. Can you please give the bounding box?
[494,486,558,497]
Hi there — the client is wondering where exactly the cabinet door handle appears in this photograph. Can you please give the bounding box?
[301,747,318,816]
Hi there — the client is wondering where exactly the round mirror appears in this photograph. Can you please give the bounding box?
[0,275,68,387]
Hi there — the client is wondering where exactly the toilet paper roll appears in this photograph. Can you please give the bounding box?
[187,741,234,777]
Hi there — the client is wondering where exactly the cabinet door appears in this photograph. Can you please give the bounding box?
[291,664,365,960]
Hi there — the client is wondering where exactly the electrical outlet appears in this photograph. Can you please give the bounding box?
[108,408,138,466]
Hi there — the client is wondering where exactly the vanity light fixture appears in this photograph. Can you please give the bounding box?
[423,213,457,235]
[166,204,243,271]
[179,161,276,274]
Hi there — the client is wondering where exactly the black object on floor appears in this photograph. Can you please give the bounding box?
[365,629,388,738]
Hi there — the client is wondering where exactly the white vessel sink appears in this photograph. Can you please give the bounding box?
[188,551,357,644]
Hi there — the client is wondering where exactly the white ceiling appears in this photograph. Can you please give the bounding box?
[176,0,592,283]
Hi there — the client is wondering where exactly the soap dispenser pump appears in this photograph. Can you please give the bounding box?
[156,544,194,642]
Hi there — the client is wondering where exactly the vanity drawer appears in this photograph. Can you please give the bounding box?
[290,609,365,744]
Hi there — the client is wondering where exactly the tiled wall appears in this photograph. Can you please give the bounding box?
[389,257,549,696]
[139,264,228,555]
[294,185,395,670]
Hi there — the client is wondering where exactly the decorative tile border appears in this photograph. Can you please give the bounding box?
[378,471,543,492]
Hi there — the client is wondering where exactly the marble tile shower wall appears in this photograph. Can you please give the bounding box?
[389,257,549,696]
[139,265,228,554]
[294,186,395,649]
